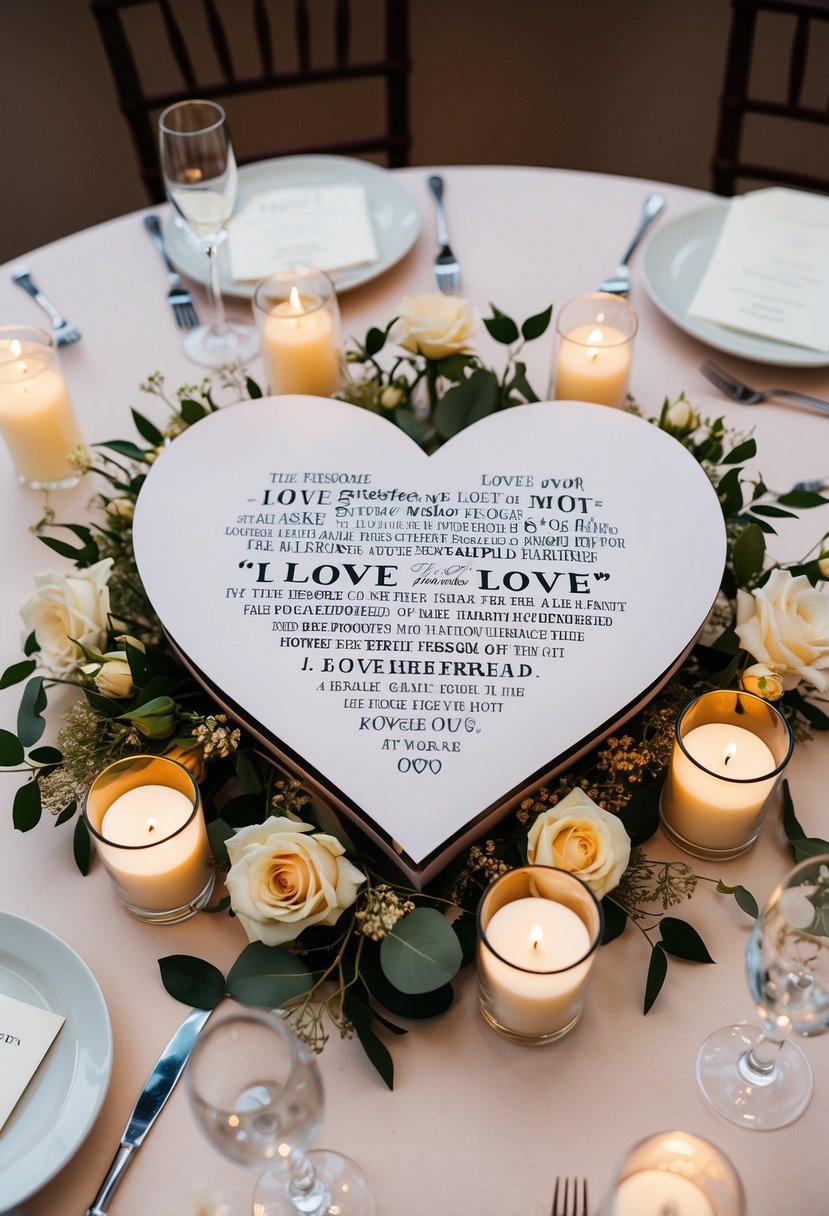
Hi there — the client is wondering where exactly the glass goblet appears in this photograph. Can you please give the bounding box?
[186,1009,375,1216]
[158,99,258,368]
[696,853,829,1129]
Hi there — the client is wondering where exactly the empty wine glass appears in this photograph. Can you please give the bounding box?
[186,1009,375,1216]
[158,99,258,368]
[696,853,829,1129]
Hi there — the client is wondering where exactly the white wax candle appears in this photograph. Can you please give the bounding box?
[666,722,776,851]
[480,897,592,1037]
[614,1169,715,1216]
[555,322,632,407]
[98,784,211,912]
[0,341,84,484]
[263,289,340,397]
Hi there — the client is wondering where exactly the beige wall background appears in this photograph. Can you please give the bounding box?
[0,0,818,265]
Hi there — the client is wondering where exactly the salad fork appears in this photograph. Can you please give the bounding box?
[11,266,81,345]
[551,1176,589,1216]
[598,192,665,295]
[700,359,829,416]
[143,214,200,329]
[427,174,461,294]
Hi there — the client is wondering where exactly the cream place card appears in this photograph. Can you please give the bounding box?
[228,182,379,282]
[688,188,829,351]
[0,992,64,1130]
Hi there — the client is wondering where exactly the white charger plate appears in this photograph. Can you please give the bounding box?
[0,913,112,1208]
[642,201,829,368]
[163,154,420,297]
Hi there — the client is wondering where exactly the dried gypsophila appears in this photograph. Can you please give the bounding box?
[354,884,415,941]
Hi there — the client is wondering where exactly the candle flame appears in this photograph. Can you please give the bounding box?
[146,817,158,834]
[587,327,605,344]
[289,286,303,313]
[10,339,21,359]
[528,923,543,951]
[183,167,203,183]
[724,742,737,767]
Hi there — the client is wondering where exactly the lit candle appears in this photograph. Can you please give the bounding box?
[555,321,632,407]
[262,285,340,397]
[480,896,592,1037]
[665,723,776,853]
[86,767,214,921]
[0,333,85,488]
[614,1170,715,1216]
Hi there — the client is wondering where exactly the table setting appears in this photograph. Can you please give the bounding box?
[1,96,829,1216]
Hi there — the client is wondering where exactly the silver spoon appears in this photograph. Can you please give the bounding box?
[598,193,665,295]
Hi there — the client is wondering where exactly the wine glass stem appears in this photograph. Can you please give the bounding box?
[288,1153,328,1214]
[205,241,228,336]
[740,1031,784,1081]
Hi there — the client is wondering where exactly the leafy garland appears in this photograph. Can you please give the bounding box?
[2,301,829,1088]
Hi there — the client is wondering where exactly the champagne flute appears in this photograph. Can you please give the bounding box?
[186,1009,375,1216]
[158,99,258,368]
[696,853,829,1129]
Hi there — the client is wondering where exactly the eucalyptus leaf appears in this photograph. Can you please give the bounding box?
[13,780,41,831]
[73,816,91,875]
[716,880,759,919]
[792,836,829,861]
[159,954,226,1009]
[17,677,46,747]
[0,660,37,690]
[227,942,313,1007]
[644,943,667,1014]
[380,907,463,994]
[0,730,24,766]
[658,916,715,963]
[360,947,454,1019]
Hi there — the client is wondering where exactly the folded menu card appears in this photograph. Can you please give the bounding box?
[0,992,64,1132]
[228,182,379,281]
[688,187,829,351]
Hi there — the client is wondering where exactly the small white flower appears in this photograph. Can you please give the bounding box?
[739,662,785,701]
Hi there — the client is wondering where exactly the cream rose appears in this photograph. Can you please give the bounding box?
[739,661,785,702]
[225,816,367,947]
[393,293,478,360]
[735,569,829,692]
[86,654,134,698]
[20,559,113,676]
[526,787,631,899]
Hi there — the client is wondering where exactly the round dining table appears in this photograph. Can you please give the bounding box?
[1,166,828,1216]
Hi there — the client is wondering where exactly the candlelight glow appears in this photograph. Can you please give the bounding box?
[10,339,21,359]
[529,923,543,950]
[723,742,737,767]
[587,327,605,344]
[289,286,303,313]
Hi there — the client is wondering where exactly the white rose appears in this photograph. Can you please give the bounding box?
[20,558,113,676]
[666,398,697,431]
[392,293,479,360]
[739,662,785,702]
[82,653,135,698]
[735,569,829,692]
[225,816,367,947]
[526,787,631,900]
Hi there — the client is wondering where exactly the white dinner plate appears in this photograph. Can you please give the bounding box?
[0,913,112,1208]
[163,154,420,297]
[642,200,829,368]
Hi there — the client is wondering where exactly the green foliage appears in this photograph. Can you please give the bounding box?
[159,955,226,1008]
[379,907,464,994]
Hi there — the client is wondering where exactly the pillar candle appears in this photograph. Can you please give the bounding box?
[263,287,340,396]
[0,338,84,486]
[555,322,632,407]
[614,1170,715,1216]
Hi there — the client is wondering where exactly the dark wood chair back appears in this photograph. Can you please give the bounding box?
[90,0,411,203]
[712,0,829,195]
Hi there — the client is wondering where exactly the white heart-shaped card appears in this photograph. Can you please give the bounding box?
[133,397,725,886]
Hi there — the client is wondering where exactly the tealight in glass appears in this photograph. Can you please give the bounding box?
[0,324,86,489]
[252,266,342,397]
[83,754,214,923]
[599,1131,745,1216]
[660,689,794,860]
[551,292,637,407]
[477,865,602,1045]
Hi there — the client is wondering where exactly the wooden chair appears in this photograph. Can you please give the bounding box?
[711,0,829,195]
[90,0,411,203]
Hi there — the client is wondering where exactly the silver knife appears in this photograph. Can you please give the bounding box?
[85,1007,212,1216]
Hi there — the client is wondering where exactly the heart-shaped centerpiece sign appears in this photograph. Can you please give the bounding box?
[133,397,725,886]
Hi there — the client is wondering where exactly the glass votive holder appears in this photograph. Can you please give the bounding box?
[476,865,603,1045]
[83,754,215,924]
[252,266,342,397]
[660,689,794,861]
[599,1130,745,1216]
[550,291,638,407]
[0,324,86,489]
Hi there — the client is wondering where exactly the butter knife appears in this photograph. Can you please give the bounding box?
[85,1007,211,1216]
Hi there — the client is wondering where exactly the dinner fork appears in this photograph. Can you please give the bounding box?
[551,1176,589,1216]
[427,174,461,294]
[700,359,829,416]
[143,214,200,329]
[11,266,81,345]
[598,193,665,296]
